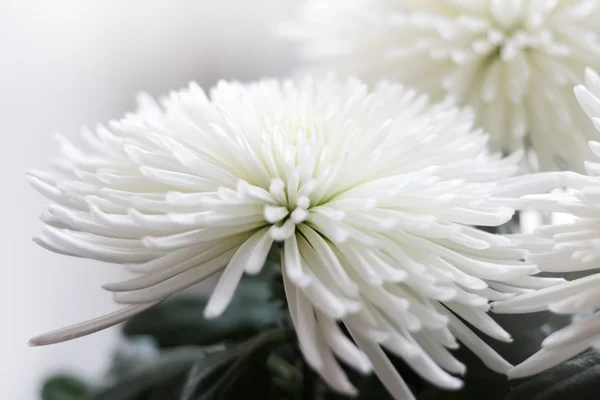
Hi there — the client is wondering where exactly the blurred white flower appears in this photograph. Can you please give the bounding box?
[286,0,600,172]
[492,68,600,378]
[29,76,562,399]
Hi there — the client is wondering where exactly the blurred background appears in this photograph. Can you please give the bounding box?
[0,1,296,398]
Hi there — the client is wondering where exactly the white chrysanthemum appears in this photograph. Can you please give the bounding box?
[492,68,600,379]
[287,0,600,172]
[29,77,562,399]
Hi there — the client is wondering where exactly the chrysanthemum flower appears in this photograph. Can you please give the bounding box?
[286,0,600,172]
[492,68,600,379]
[28,76,562,399]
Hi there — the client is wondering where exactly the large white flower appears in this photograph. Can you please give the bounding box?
[28,76,562,399]
[286,0,600,172]
[492,68,600,378]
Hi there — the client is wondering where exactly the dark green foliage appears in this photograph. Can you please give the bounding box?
[93,346,230,400]
[89,328,288,400]
[41,376,91,400]
[122,274,284,349]
[181,328,289,400]
[506,350,600,400]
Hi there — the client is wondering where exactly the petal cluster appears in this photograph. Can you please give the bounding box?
[287,0,600,172]
[493,68,600,378]
[29,77,561,399]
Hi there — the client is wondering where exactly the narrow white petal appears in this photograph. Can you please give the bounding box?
[492,274,600,314]
[316,311,372,374]
[509,340,593,379]
[446,311,512,374]
[204,229,269,318]
[349,329,419,400]
[283,274,323,370]
[542,312,600,350]
[445,302,512,342]
[104,239,246,292]
[114,248,236,303]
[283,234,311,287]
[314,323,357,396]
[245,227,275,275]
[29,302,160,346]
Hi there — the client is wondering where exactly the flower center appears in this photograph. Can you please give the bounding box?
[262,178,315,241]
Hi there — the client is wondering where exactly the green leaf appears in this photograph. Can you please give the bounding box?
[41,375,91,400]
[123,274,284,348]
[91,346,238,400]
[92,328,290,400]
[177,349,247,400]
[505,350,600,400]
[180,327,289,400]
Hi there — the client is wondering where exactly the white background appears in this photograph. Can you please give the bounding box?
[0,1,295,398]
